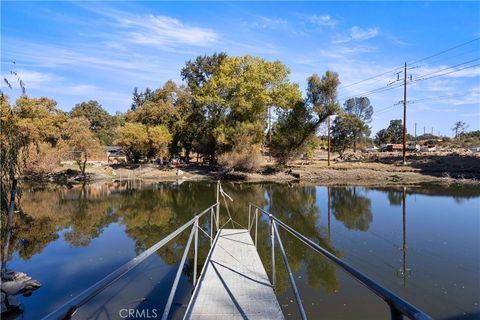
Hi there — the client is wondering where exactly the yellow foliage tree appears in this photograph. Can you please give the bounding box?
[58,117,103,178]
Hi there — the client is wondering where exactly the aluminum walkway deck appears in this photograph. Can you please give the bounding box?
[184,229,284,320]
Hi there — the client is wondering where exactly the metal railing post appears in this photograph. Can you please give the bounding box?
[270,214,276,288]
[216,181,220,231]
[255,208,258,248]
[161,222,196,320]
[193,218,199,287]
[273,221,307,320]
[248,203,251,231]
[210,207,214,246]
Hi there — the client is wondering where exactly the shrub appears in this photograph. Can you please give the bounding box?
[218,144,263,172]
[22,142,60,176]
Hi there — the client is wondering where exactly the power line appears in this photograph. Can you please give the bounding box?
[373,89,477,117]
[338,37,480,96]
[340,60,480,103]
[339,65,403,89]
[412,58,480,80]
[411,46,480,69]
[412,62,480,83]
[408,90,477,104]
[409,37,480,65]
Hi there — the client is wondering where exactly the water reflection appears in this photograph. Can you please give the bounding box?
[266,185,340,293]
[0,181,478,319]
[331,187,373,231]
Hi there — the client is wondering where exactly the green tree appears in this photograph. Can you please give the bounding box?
[271,71,340,164]
[181,53,228,159]
[1,95,66,212]
[375,119,404,144]
[374,128,390,145]
[147,125,172,159]
[331,187,372,231]
[188,54,301,163]
[343,97,373,151]
[332,114,370,155]
[115,123,149,162]
[452,120,469,138]
[126,81,191,156]
[115,123,172,162]
[131,87,156,110]
[58,117,103,178]
[70,100,116,145]
[270,101,315,164]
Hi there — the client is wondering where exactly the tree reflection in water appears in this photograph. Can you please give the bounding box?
[2,182,479,319]
[265,184,340,294]
[330,186,373,231]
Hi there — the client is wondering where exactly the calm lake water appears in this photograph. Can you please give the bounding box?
[2,181,479,319]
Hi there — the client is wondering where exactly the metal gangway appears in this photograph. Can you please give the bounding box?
[42,182,431,320]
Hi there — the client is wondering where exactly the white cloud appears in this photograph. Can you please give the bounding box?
[333,26,379,43]
[350,26,379,41]
[2,69,63,90]
[120,14,218,47]
[310,15,338,27]
[248,16,288,29]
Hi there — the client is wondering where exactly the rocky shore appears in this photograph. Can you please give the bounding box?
[1,269,41,315]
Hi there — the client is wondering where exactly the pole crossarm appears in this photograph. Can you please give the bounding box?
[42,203,218,320]
[248,203,432,320]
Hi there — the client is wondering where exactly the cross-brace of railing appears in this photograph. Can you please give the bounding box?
[248,202,432,320]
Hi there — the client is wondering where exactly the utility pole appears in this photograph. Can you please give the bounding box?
[327,116,331,166]
[414,123,417,141]
[423,126,426,135]
[431,127,434,135]
[402,62,407,165]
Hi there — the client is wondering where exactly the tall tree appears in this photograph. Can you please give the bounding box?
[115,123,149,162]
[452,120,469,138]
[1,95,65,212]
[115,123,172,162]
[374,129,390,145]
[271,71,340,164]
[126,81,191,156]
[343,97,373,151]
[184,54,302,163]
[70,100,115,145]
[343,97,373,122]
[331,114,368,156]
[375,120,404,145]
[180,53,228,159]
[59,117,103,178]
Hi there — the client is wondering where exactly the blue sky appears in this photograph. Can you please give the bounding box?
[1,1,479,136]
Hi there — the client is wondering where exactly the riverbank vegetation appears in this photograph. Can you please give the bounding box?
[1,53,479,214]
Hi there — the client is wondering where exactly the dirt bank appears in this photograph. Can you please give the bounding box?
[43,152,480,186]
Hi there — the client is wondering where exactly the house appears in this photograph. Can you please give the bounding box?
[381,144,403,152]
[105,146,127,164]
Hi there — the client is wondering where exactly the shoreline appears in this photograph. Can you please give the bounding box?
[25,152,480,187]
[34,161,479,187]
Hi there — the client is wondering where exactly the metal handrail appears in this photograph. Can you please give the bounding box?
[42,202,219,320]
[272,220,307,320]
[249,203,432,320]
